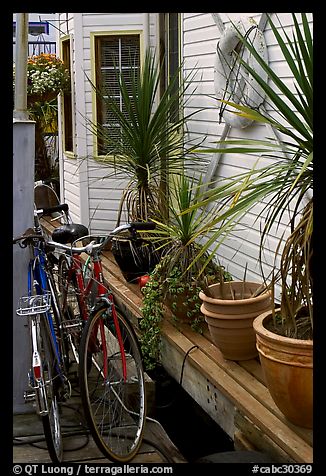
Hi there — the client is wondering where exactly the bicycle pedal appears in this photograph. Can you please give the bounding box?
[61,319,82,334]
[24,390,36,403]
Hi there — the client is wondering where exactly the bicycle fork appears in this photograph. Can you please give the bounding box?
[24,314,49,416]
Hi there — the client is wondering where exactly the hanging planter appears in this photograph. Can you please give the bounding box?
[13,53,70,107]
[13,53,71,182]
[27,90,59,106]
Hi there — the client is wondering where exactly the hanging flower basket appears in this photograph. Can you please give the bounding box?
[13,53,70,106]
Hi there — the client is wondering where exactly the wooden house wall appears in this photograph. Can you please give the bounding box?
[57,12,312,290]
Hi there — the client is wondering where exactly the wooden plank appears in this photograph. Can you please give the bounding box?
[178,322,312,446]
[234,413,297,464]
[161,319,313,463]
[239,359,265,383]
[13,397,179,464]
[13,436,165,464]
[144,419,188,463]
[233,430,257,452]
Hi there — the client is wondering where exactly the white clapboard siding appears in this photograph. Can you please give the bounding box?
[182,12,311,293]
[61,158,81,222]
[58,13,157,235]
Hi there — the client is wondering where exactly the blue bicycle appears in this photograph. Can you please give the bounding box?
[13,204,72,463]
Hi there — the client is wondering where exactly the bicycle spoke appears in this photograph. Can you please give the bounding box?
[79,305,146,462]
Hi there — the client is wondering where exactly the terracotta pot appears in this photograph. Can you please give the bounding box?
[199,281,272,361]
[253,310,313,428]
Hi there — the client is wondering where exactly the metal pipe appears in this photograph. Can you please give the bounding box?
[14,13,29,120]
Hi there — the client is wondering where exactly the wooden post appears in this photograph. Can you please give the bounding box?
[13,13,36,413]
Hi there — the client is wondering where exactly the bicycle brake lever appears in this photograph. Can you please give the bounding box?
[84,240,97,255]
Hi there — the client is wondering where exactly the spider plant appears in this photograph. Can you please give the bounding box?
[184,13,313,339]
[86,48,207,225]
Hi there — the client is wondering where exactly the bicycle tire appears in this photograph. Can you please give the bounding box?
[79,303,146,462]
[38,315,63,462]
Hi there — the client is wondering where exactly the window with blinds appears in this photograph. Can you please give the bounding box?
[159,13,180,123]
[62,38,73,153]
[95,34,140,155]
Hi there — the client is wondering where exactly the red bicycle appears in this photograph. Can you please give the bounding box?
[47,209,155,462]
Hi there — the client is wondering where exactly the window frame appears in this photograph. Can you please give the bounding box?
[13,21,50,37]
[60,35,74,156]
[159,13,181,122]
[91,30,143,158]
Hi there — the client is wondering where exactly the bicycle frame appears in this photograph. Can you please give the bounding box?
[62,250,127,380]
[31,246,63,371]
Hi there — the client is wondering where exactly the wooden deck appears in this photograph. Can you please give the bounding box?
[13,392,186,464]
[41,217,313,464]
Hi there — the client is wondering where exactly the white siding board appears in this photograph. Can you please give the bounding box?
[64,188,79,206]
[89,198,122,209]
[88,209,120,221]
[89,187,126,201]
[184,24,224,44]
[59,12,158,235]
[82,13,144,28]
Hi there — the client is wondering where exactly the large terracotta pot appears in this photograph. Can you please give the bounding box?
[199,281,272,361]
[253,310,313,428]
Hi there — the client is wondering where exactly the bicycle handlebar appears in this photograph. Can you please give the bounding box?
[14,200,156,254]
[13,229,44,245]
[47,221,156,256]
[37,203,69,216]
[129,221,156,231]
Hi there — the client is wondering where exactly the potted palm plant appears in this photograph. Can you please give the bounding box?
[139,173,232,370]
[85,48,207,281]
[184,13,313,427]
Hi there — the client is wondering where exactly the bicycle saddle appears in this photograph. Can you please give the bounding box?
[52,223,89,244]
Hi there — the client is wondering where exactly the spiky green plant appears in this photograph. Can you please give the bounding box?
[139,173,232,370]
[85,48,207,225]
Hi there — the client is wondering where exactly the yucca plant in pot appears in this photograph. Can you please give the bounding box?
[85,48,207,282]
[139,173,232,371]
[185,13,313,427]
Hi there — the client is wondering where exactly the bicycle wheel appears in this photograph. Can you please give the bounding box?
[58,255,83,365]
[79,303,146,462]
[38,315,63,462]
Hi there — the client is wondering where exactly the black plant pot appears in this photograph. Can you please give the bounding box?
[112,238,160,283]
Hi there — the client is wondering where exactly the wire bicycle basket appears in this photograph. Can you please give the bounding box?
[16,291,51,316]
